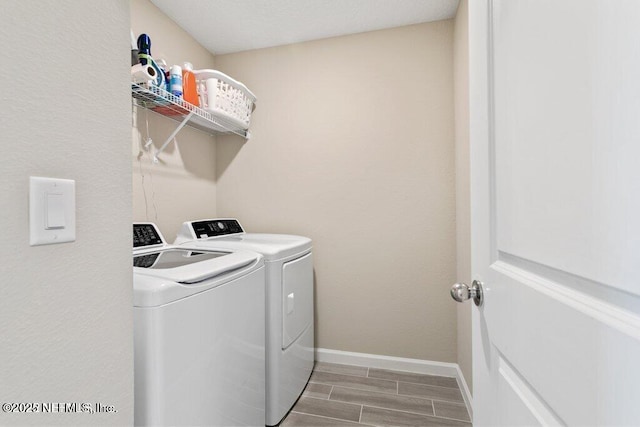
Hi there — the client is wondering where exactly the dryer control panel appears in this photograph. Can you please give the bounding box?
[191,219,244,239]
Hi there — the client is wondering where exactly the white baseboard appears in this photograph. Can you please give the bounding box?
[315,348,473,420]
[455,364,473,420]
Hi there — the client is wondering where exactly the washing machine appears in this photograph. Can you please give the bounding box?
[132,223,266,426]
[174,219,314,426]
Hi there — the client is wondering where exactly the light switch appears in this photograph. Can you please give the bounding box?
[30,177,76,246]
[45,193,65,229]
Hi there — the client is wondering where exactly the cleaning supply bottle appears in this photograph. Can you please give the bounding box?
[156,59,170,92]
[182,62,199,106]
[137,33,151,65]
[136,33,164,88]
[169,65,183,98]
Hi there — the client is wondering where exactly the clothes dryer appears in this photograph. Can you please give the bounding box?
[133,223,265,426]
[175,219,314,426]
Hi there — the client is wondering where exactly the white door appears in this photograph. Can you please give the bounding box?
[464,1,640,425]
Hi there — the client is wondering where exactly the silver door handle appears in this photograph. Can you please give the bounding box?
[450,280,484,306]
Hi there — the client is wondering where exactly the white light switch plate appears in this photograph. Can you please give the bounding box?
[29,176,76,246]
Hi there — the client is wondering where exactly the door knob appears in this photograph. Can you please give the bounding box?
[450,280,484,306]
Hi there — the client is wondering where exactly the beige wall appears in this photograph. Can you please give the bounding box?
[131,0,217,242]
[215,22,458,362]
[0,1,133,424]
[454,0,473,392]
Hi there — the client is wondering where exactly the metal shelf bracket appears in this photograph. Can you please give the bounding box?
[152,111,195,163]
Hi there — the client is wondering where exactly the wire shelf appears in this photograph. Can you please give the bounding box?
[131,83,249,138]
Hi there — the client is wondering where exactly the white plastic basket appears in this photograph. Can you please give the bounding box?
[193,69,256,131]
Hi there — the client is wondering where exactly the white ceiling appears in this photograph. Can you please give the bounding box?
[150,0,460,55]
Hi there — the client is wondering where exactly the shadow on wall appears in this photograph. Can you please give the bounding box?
[215,134,245,181]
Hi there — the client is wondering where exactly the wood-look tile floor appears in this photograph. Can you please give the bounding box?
[280,362,471,426]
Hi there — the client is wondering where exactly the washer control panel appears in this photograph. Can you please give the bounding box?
[133,223,164,248]
[191,219,244,239]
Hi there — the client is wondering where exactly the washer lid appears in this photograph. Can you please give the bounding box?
[134,249,228,270]
[175,219,312,261]
[182,233,312,261]
[133,248,263,307]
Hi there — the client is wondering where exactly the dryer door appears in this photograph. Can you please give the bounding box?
[282,253,313,349]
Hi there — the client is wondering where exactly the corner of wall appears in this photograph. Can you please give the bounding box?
[453,0,473,395]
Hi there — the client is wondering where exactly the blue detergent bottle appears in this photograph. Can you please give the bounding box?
[169,65,183,98]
